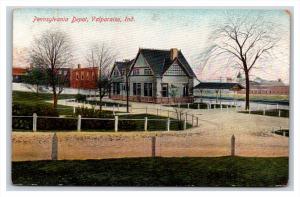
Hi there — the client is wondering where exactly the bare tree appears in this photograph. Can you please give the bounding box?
[200,11,280,110]
[86,43,117,111]
[30,30,73,109]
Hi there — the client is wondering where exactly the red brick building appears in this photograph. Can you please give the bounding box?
[70,64,98,89]
[12,67,28,82]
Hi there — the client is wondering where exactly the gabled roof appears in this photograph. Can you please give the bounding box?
[111,59,134,77]
[132,48,196,77]
[194,82,244,90]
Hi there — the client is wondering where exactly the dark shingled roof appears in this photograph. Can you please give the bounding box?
[112,59,134,76]
[137,48,196,77]
[194,82,244,90]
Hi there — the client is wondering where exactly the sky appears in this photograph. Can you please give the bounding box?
[13,8,290,84]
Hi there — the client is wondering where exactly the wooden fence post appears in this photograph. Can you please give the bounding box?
[114,116,118,132]
[51,132,58,160]
[183,118,187,130]
[33,113,37,132]
[144,117,148,131]
[151,136,156,157]
[167,118,170,131]
[77,115,81,132]
[231,135,235,156]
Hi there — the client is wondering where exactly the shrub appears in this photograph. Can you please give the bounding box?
[75,94,87,102]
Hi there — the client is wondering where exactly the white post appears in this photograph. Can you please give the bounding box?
[277,104,279,110]
[73,106,76,114]
[144,117,148,131]
[192,114,194,127]
[220,103,223,110]
[77,115,81,132]
[183,118,187,130]
[33,113,37,132]
[263,108,266,116]
[167,110,170,118]
[198,103,200,109]
[279,109,281,117]
[185,112,188,122]
[196,117,199,127]
[167,118,170,131]
[113,105,115,115]
[188,103,190,109]
[114,116,118,132]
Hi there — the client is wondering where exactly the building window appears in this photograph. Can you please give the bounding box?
[144,68,152,75]
[121,69,126,76]
[113,70,119,76]
[64,71,68,76]
[113,83,120,95]
[86,72,89,80]
[183,84,189,96]
[144,83,153,97]
[81,72,84,80]
[132,68,140,76]
[76,72,79,80]
[133,83,141,96]
[162,83,169,97]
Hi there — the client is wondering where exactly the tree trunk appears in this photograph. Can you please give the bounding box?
[99,88,102,112]
[126,76,129,113]
[53,91,58,109]
[245,71,250,110]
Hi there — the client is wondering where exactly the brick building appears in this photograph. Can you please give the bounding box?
[12,67,28,82]
[70,64,98,89]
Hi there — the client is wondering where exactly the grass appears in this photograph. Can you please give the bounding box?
[12,156,288,187]
[13,91,76,115]
[13,113,192,132]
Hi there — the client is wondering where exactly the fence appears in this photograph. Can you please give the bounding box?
[12,112,199,132]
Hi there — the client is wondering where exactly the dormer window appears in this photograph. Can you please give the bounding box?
[133,68,139,76]
[144,68,151,75]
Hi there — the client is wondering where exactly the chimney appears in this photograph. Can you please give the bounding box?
[77,64,81,69]
[170,48,178,61]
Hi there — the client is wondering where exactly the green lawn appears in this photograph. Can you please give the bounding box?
[13,91,76,115]
[12,157,288,187]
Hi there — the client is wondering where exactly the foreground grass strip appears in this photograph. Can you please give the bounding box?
[12,156,288,187]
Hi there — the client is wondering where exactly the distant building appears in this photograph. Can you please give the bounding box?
[110,48,196,104]
[236,72,289,95]
[12,67,28,82]
[70,64,98,89]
